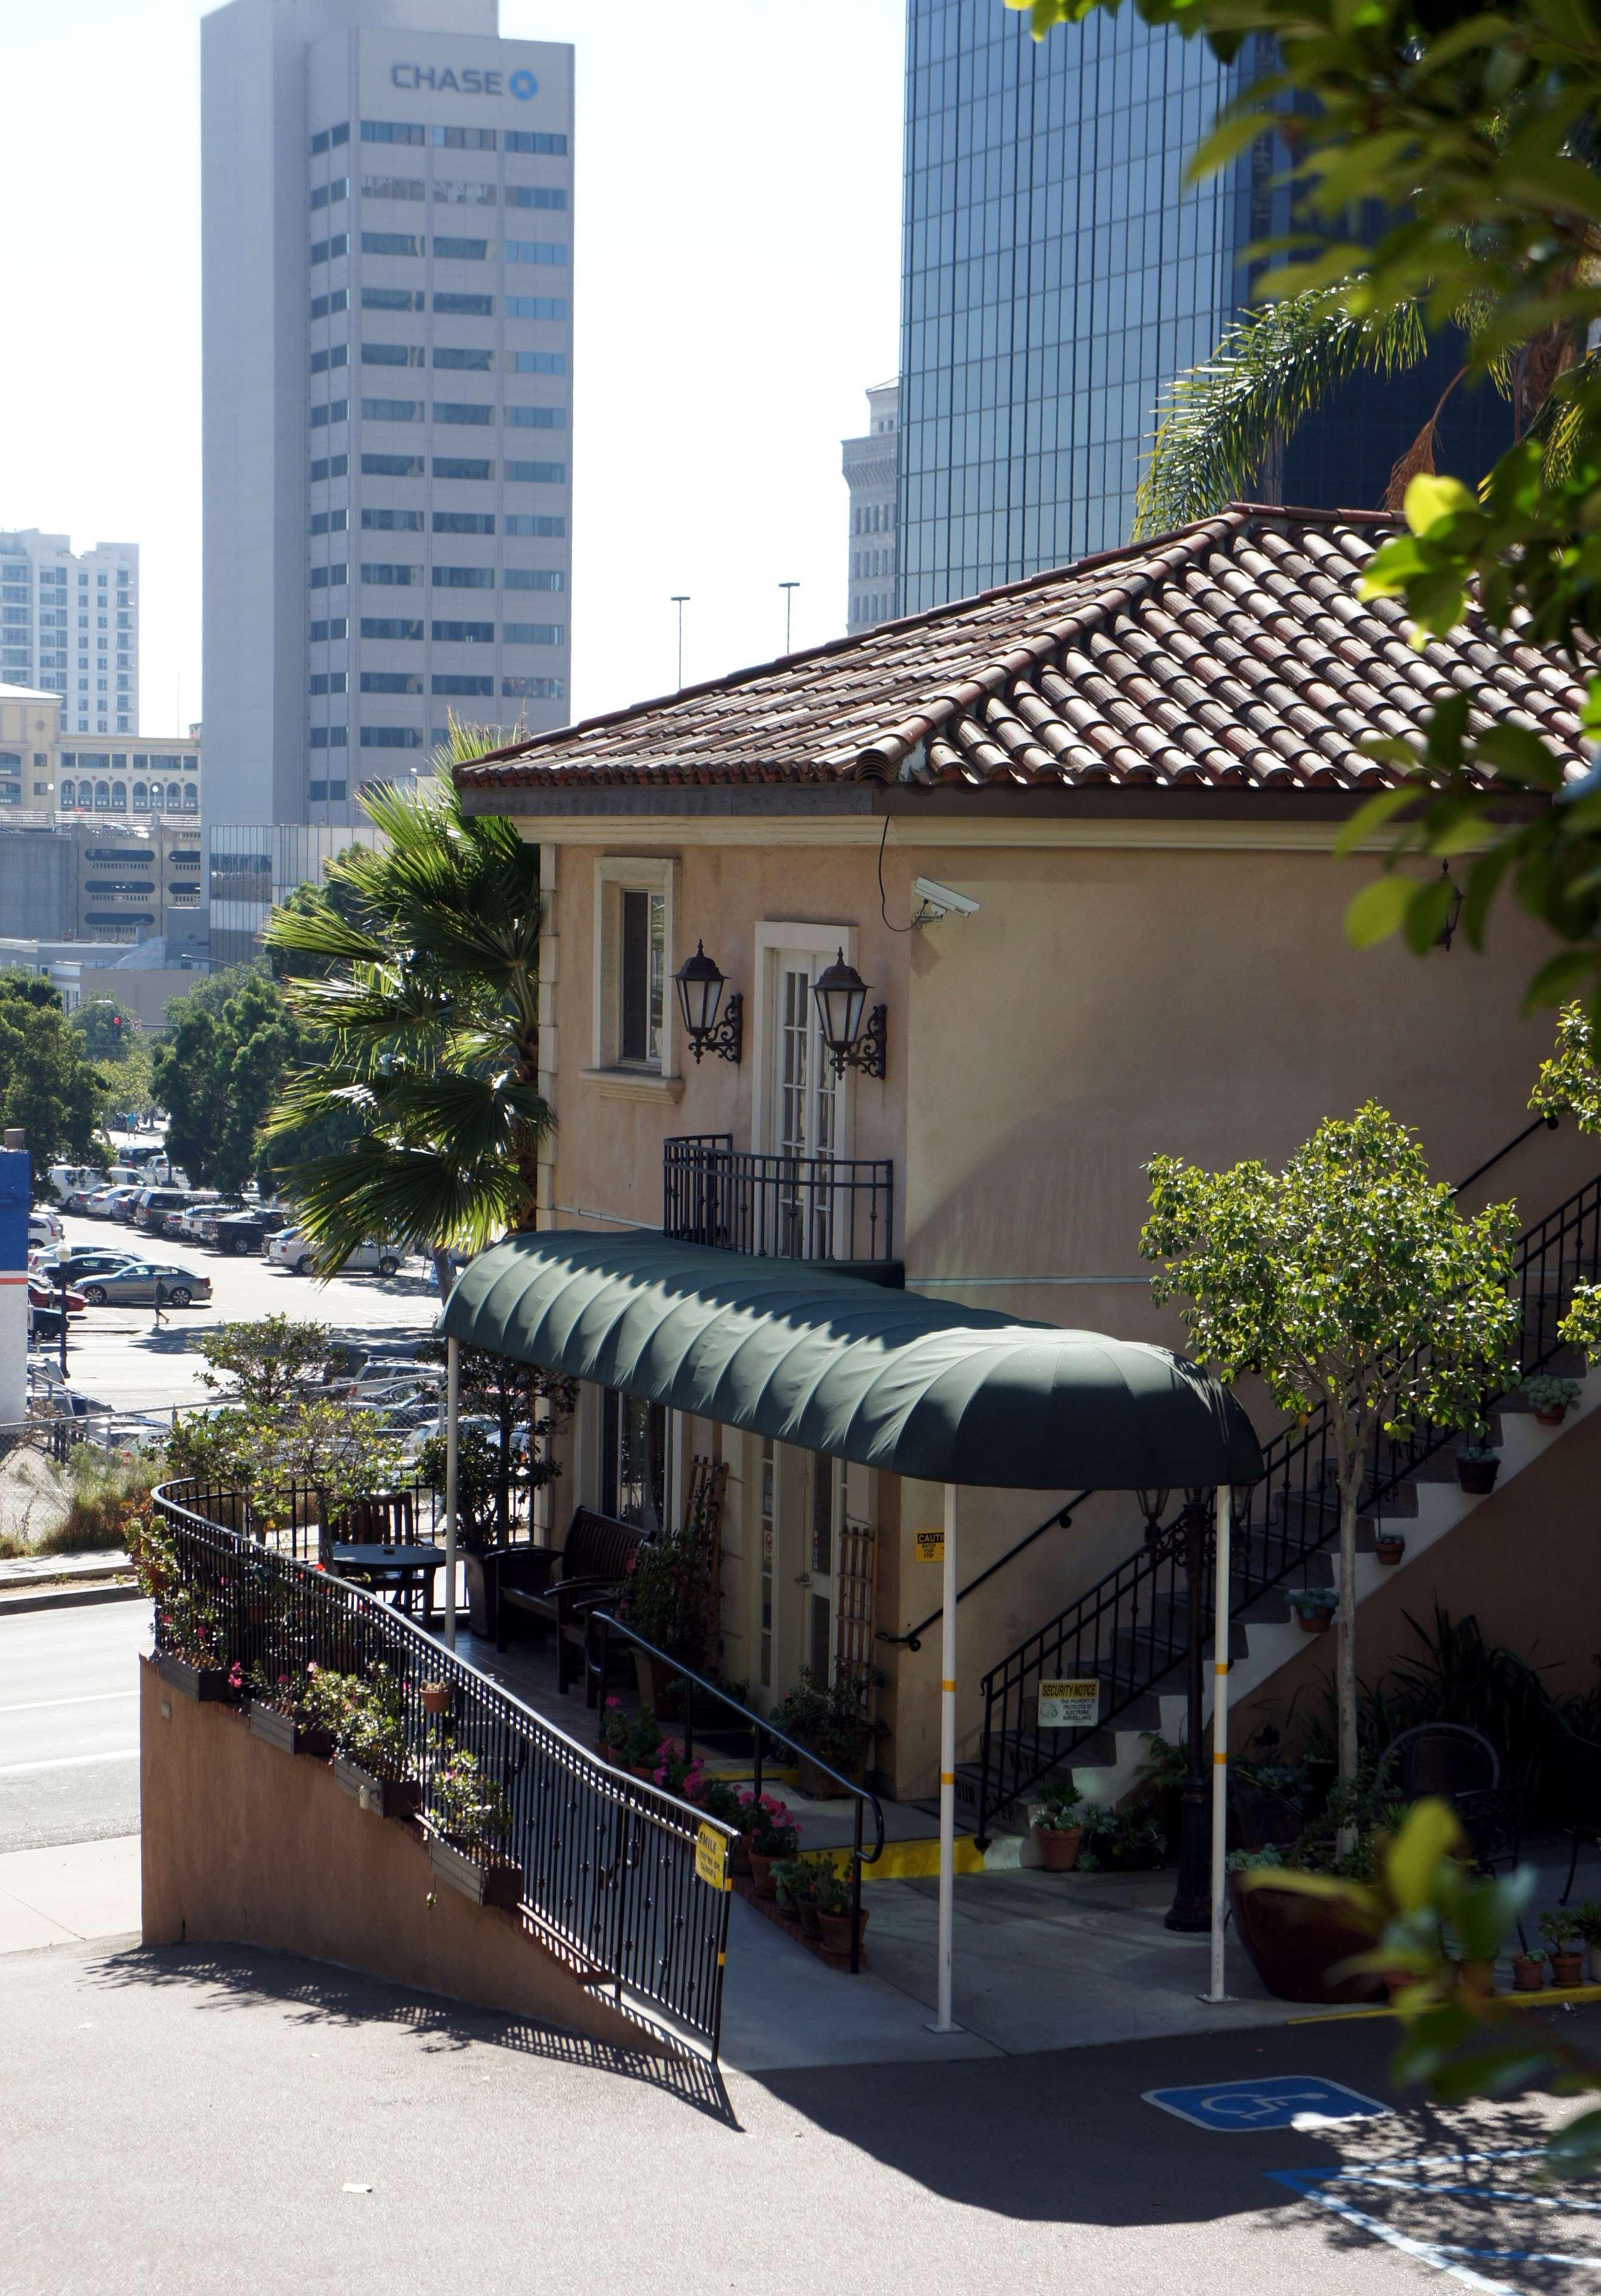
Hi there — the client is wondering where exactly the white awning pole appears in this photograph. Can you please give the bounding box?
[928,1480,961,2034]
[443,1333,460,1651]
[1206,1481,1231,2003]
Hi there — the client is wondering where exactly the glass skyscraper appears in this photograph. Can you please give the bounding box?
[897,0,1511,613]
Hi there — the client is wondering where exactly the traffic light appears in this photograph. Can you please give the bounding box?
[111,1014,124,1040]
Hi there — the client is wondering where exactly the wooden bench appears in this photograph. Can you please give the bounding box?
[484,1507,645,1697]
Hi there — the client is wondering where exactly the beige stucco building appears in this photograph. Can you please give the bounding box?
[455,506,1601,1811]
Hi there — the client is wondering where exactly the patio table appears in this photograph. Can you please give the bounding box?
[331,1542,445,1626]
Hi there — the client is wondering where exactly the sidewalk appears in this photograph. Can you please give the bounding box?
[0,1834,140,1952]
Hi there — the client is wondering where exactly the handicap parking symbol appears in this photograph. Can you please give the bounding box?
[1144,2075,1391,2133]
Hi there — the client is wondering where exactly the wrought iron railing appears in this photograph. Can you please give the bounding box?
[151,1480,735,2057]
[663,1134,895,1265]
[591,1610,885,1974]
[970,1153,1600,1848]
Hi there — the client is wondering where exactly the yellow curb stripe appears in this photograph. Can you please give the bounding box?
[1287,1981,1601,2026]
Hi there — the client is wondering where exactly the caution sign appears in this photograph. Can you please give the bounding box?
[913,1529,945,1565]
[695,1821,731,1891]
[1037,1678,1099,1729]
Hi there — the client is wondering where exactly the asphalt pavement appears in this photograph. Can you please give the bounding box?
[37,1209,441,1414]
[0,1601,146,1852]
[7,1936,1596,2293]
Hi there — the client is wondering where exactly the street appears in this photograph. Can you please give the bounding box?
[38,1210,440,1415]
[0,1602,146,1854]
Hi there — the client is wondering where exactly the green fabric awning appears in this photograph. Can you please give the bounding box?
[441,1229,1262,1492]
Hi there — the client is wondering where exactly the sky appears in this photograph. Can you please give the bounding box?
[0,0,906,736]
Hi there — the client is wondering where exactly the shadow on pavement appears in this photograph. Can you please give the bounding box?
[85,1939,740,2129]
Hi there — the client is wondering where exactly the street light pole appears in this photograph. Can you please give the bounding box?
[779,581,799,653]
[670,596,689,689]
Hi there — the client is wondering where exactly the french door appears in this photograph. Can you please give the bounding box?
[766,950,843,1259]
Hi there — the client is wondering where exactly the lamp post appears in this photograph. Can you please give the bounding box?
[1139,1488,1215,1933]
[670,595,689,689]
[811,949,887,1080]
[779,581,799,652]
[672,942,743,1064]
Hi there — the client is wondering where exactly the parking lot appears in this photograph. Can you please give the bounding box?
[32,1210,442,1417]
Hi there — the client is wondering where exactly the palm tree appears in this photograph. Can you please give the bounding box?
[261,722,549,1281]
[1132,283,1542,538]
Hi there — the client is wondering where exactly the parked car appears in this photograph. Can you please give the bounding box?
[47,1163,109,1203]
[28,1208,62,1249]
[132,1187,214,1235]
[26,1277,86,1312]
[179,1199,246,1244]
[206,1208,292,1256]
[83,1187,142,1220]
[74,1262,212,1309]
[32,1250,148,1289]
[267,1228,402,1278]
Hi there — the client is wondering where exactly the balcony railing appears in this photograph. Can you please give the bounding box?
[663,1134,895,1266]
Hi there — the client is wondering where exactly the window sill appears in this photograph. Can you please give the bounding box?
[580,1065,685,1104]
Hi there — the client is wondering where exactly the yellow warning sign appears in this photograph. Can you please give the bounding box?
[913,1529,945,1565]
[695,1821,731,1891]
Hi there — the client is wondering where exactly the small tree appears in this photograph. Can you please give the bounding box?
[195,1317,338,1413]
[1141,1104,1519,1786]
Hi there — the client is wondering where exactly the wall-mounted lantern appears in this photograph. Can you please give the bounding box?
[813,948,887,1080]
[1435,862,1465,953]
[673,941,743,1064]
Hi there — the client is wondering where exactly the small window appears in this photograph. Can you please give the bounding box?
[619,887,665,1065]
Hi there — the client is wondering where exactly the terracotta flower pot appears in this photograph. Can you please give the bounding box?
[1294,1607,1334,1634]
[1553,1950,1585,1987]
[1229,1876,1386,2005]
[1535,1406,1569,1427]
[1034,1825,1082,1872]
[817,1907,869,1957]
[1374,1538,1406,1568]
[1511,1956,1547,1993]
[421,1681,452,1716]
[798,1900,823,1938]
[1457,1455,1501,1495]
[1455,1957,1496,1999]
[747,1848,779,1900]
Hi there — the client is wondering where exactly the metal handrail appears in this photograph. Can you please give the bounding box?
[876,1494,1090,1651]
[151,1480,735,2056]
[663,1134,896,1266]
[592,1608,884,1974]
[970,1126,1588,1846]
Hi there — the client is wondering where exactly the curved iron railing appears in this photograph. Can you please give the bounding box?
[591,1610,884,1974]
[664,1133,896,1265]
[971,1141,1595,1847]
[151,1479,735,2057]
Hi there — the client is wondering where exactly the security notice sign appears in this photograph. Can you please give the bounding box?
[694,1822,730,1891]
[1037,1679,1099,1729]
[913,1529,945,1564]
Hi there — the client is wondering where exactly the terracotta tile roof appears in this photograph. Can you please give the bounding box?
[455,505,1593,799]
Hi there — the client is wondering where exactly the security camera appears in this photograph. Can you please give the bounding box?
[911,875,980,924]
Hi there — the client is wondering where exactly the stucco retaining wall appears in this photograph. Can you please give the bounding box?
[138,1657,664,2055]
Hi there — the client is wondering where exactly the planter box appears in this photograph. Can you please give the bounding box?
[1229,1876,1386,2005]
[427,1832,523,1911]
[334,1756,421,1821]
[249,1703,334,1759]
[157,1653,235,1704]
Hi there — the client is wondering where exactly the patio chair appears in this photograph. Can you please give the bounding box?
[1547,1727,1601,1905]
[1373,1723,1526,1876]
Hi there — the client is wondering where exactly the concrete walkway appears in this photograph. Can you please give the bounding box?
[0,1834,140,1952]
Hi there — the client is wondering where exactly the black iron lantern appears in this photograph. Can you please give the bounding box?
[812,948,887,1079]
[673,941,743,1064]
[1435,862,1465,953]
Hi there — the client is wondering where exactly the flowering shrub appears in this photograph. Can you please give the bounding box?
[432,1745,511,1860]
[739,1792,800,1857]
[599,1696,629,1752]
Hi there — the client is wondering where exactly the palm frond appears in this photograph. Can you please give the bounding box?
[280,1134,533,1263]
[1133,286,1431,537]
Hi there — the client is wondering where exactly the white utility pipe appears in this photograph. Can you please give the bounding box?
[443,1335,460,1650]
[1206,1482,1232,2003]
[929,1481,961,2034]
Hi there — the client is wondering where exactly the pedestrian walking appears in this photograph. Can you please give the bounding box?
[152,1272,166,1330]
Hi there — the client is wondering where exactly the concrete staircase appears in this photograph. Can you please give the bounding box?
[960,1355,1601,1834]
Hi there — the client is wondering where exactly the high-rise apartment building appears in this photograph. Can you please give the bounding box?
[896,1,1511,613]
[0,533,139,737]
[201,0,573,831]
[842,381,900,634]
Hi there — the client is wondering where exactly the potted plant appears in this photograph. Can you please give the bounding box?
[421,1680,453,1717]
[333,1665,421,1819]
[248,1660,348,1757]
[1288,1586,1337,1634]
[1030,1778,1084,1871]
[811,1863,868,1958]
[1456,1427,1501,1495]
[1073,1803,1168,1874]
[769,1666,885,1796]
[772,1855,828,1937]
[598,1696,630,1767]
[740,1792,800,1898]
[427,1745,521,1910]
[622,1706,664,1781]
[1511,1947,1548,1992]
[1525,1373,1581,1427]
[1539,1909,1584,1987]
[1373,1529,1406,1567]
[1230,1854,1388,2005]
[1575,1899,1601,1985]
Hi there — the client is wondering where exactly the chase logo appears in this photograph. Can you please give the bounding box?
[509,68,537,100]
